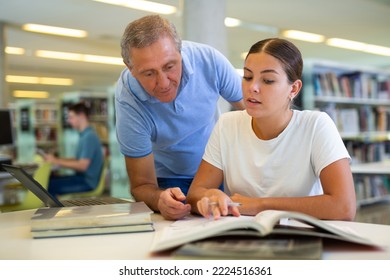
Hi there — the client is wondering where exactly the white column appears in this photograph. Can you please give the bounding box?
[0,22,8,107]
[182,0,227,55]
[182,0,232,112]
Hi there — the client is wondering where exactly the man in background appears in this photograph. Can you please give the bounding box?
[44,102,104,197]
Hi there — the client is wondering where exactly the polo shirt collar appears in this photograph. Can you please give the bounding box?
[178,51,192,93]
[127,72,150,102]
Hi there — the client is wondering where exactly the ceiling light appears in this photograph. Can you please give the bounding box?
[326,38,366,51]
[13,90,49,99]
[35,50,123,65]
[327,38,390,56]
[225,17,242,27]
[22,23,87,38]
[365,44,390,56]
[39,77,74,85]
[5,47,25,55]
[36,50,83,61]
[84,54,123,65]
[225,18,278,34]
[6,75,74,86]
[93,0,177,15]
[282,30,325,43]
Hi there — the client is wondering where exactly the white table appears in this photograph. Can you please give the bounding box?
[0,209,389,260]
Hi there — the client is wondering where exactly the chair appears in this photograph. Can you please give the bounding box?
[0,162,52,212]
[58,158,109,199]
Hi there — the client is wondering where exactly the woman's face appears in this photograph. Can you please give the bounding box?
[242,51,298,119]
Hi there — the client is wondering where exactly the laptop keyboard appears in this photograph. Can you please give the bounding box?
[62,197,129,207]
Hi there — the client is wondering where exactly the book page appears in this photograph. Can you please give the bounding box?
[151,215,254,252]
[256,210,378,247]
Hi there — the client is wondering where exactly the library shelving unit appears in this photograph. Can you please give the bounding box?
[13,99,60,163]
[106,86,132,200]
[14,100,36,163]
[301,59,390,207]
[33,100,60,155]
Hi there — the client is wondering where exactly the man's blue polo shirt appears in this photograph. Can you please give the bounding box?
[115,40,242,179]
[76,126,103,188]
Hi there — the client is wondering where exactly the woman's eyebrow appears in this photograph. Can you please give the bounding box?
[243,67,279,75]
[260,69,279,74]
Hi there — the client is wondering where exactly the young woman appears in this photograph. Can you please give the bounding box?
[187,38,356,221]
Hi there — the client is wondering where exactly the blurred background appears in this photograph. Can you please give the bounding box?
[0,0,389,104]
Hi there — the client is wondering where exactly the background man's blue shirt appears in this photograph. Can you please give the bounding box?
[76,126,103,187]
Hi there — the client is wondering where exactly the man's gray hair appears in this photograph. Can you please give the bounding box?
[120,15,182,67]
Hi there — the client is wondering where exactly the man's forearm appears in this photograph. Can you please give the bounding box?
[131,184,163,212]
[53,157,89,172]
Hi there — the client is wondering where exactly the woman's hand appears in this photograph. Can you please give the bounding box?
[197,190,241,219]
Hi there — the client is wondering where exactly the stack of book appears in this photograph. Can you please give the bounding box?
[30,202,154,238]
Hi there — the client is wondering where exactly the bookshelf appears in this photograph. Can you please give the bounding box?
[351,162,390,207]
[13,100,60,163]
[301,60,390,206]
[33,101,60,155]
[80,96,109,145]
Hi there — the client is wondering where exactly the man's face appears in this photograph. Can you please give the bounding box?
[128,36,182,103]
[67,111,80,130]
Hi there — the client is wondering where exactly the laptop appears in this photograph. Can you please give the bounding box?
[1,164,132,207]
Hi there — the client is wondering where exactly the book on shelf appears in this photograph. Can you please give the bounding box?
[30,202,154,238]
[346,141,390,163]
[339,75,353,98]
[354,174,390,203]
[379,79,390,99]
[150,210,382,254]
[376,106,390,132]
[326,72,342,97]
[313,70,387,100]
[339,108,360,134]
[314,73,331,97]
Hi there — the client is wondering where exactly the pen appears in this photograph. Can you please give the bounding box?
[208,202,242,207]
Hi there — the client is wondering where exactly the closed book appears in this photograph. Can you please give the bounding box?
[31,202,153,236]
[31,223,154,239]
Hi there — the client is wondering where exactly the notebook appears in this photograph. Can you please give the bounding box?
[1,164,132,207]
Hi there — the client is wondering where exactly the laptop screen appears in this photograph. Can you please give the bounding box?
[1,164,64,207]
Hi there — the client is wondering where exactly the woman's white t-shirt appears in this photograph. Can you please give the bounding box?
[203,110,350,197]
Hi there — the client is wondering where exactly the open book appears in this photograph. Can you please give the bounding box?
[151,210,381,253]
